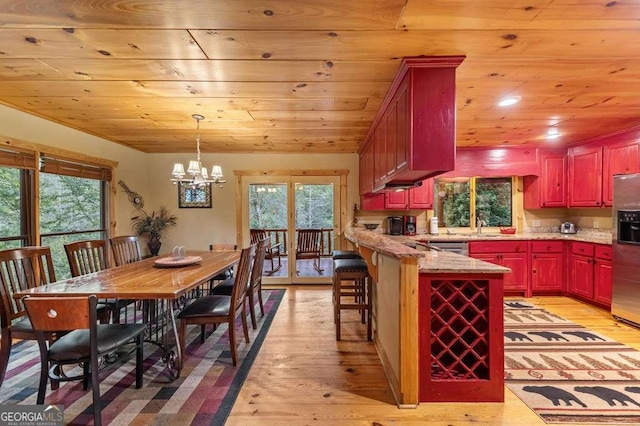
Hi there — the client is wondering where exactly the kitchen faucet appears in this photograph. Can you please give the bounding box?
[476,216,486,234]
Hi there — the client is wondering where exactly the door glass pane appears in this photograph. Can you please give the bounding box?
[434,178,471,227]
[294,183,334,278]
[476,177,512,226]
[248,183,288,277]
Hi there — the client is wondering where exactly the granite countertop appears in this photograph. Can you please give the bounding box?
[417,250,511,274]
[344,227,511,275]
[386,231,613,245]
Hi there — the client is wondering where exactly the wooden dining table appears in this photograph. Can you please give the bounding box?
[15,250,240,380]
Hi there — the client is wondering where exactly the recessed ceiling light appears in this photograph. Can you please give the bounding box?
[498,96,520,107]
[545,128,561,139]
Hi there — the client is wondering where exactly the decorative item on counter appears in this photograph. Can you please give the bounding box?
[171,246,186,260]
[352,203,359,227]
[363,223,379,230]
[430,217,439,235]
[500,227,516,234]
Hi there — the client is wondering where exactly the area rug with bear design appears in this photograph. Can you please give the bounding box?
[504,301,640,424]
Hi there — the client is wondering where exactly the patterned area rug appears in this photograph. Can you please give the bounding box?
[504,300,640,424]
[0,289,285,425]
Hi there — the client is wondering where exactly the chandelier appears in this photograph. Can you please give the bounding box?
[170,114,225,187]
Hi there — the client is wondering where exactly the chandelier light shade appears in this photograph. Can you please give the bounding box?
[170,114,225,187]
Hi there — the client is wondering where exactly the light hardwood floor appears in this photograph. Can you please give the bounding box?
[226,286,640,425]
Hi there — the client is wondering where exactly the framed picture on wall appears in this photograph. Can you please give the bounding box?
[178,182,212,208]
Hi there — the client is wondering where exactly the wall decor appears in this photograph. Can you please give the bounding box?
[178,182,212,208]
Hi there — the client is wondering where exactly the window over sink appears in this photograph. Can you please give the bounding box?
[434,177,514,229]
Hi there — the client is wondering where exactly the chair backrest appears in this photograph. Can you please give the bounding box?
[250,229,267,245]
[296,229,322,255]
[230,244,257,312]
[110,235,142,266]
[64,240,108,277]
[0,246,57,327]
[251,239,268,289]
[23,295,97,333]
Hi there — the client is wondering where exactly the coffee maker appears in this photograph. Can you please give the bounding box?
[387,216,403,235]
[403,215,417,235]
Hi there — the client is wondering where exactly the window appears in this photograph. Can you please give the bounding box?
[0,147,111,280]
[435,177,513,228]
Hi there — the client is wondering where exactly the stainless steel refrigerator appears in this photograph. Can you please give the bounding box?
[611,173,640,326]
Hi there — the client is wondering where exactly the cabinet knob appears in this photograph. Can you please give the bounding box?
[532,269,537,274]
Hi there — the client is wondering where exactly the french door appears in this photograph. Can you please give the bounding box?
[240,173,342,284]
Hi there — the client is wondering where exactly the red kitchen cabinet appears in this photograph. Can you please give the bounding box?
[385,190,408,209]
[523,153,567,208]
[359,141,375,195]
[569,242,595,299]
[530,241,564,293]
[469,241,529,296]
[602,140,640,207]
[408,178,434,209]
[593,245,613,307]
[568,146,603,207]
[373,122,387,189]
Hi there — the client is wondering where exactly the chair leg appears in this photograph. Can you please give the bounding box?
[0,330,11,387]
[241,304,250,344]
[90,351,103,426]
[229,317,238,366]
[247,288,257,329]
[135,335,143,389]
[200,324,206,343]
[36,349,48,405]
[82,362,90,391]
[257,283,265,316]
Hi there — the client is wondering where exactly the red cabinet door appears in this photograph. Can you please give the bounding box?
[568,146,602,207]
[384,190,408,209]
[386,103,398,178]
[602,141,640,207]
[501,252,528,293]
[409,178,433,209]
[541,154,567,207]
[594,258,613,307]
[373,124,386,189]
[570,254,594,299]
[531,252,563,291]
[394,81,409,173]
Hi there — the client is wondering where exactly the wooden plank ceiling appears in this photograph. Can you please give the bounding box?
[0,0,638,153]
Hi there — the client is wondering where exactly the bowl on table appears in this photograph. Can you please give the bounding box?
[500,227,516,234]
[363,223,379,230]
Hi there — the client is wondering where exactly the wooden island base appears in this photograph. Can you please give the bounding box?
[346,227,509,407]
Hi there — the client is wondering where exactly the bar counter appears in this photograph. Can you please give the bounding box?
[344,227,508,407]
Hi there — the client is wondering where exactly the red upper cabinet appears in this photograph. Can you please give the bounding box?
[358,57,464,194]
[359,141,375,195]
[409,178,434,209]
[524,152,567,208]
[568,146,603,207]
[602,140,639,207]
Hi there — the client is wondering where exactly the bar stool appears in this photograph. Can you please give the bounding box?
[332,250,363,260]
[333,258,372,341]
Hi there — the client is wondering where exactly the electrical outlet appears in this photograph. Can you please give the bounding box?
[593,221,599,229]
[532,220,541,227]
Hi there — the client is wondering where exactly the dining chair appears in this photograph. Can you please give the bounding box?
[109,235,143,266]
[0,246,57,388]
[177,243,256,366]
[211,238,267,329]
[23,294,146,426]
[250,229,282,275]
[64,239,128,323]
[296,228,323,273]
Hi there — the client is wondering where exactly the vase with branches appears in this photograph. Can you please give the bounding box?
[131,206,177,256]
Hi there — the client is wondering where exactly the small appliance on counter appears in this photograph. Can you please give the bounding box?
[560,222,577,234]
[430,216,439,235]
[403,215,417,235]
[387,216,403,235]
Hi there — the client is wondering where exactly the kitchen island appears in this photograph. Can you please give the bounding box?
[344,227,509,407]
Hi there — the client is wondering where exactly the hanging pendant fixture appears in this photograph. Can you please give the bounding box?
[170,114,225,187]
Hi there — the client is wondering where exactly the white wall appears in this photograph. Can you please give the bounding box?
[0,104,360,254]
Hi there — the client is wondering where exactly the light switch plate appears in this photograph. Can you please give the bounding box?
[532,220,541,227]
[593,221,599,229]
